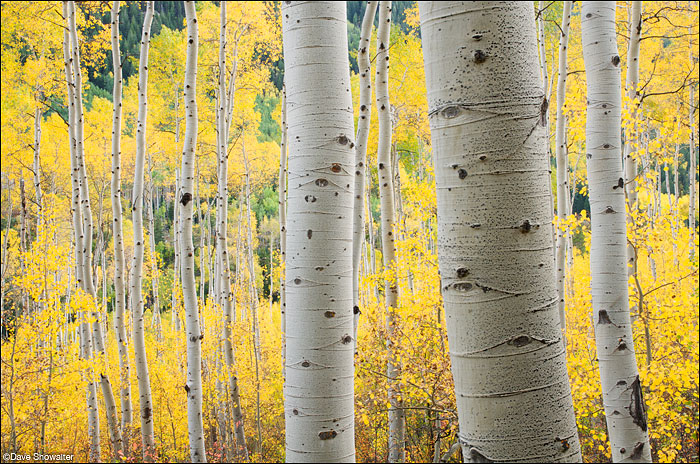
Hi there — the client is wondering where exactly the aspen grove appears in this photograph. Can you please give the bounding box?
[1,1,698,463]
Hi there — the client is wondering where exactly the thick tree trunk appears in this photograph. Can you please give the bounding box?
[128,2,156,460]
[181,3,206,461]
[581,2,651,461]
[282,2,356,461]
[33,107,43,233]
[375,3,405,462]
[419,2,582,462]
[353,0,378,355]
[555,1,572,340]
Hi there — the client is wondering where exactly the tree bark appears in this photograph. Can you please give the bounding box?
[181,3,206,461]
[690,81,696,260]
[128,2,156,459]
[419,2,582,461]
[624,2,642,274]
[555,1,572,341]
[282,2,356,461]
[353,0,378,356]
[375,3,405,462]
[581,2,652,461]
[280,83,288,373]
[62,3,100,459]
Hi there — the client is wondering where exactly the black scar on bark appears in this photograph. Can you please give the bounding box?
[318,430,337,440]
[353,305,360,315]
[613,177,624,189]
[184,384,190,393]
[629,376,648,432]
[180,192,192,206]
[630,442,645,460]
[598,309,613,324]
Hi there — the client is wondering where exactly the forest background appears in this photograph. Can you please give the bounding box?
[0,1,698,462]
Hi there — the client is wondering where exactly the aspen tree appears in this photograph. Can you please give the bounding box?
[375,2,405,462]
[419,2,581,461]
[33,107,42,233]
[581,2,651,461]
[624,2,642,274]
[62,3,100,458]
[128,2,156,459]
[110,0,133,445]
[282,2,356,461]
[181,3,206,461]
[690,81,696,260]
[147,153,161,335]
[173,169,181,332]
[216,4,248,457]
[555,1,572,337]
[353,0,378,354]
[279,83,287,371]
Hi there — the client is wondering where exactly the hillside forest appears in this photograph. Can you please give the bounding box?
[0,1,698,463]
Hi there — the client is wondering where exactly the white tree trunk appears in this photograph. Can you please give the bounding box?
[128,2,156,459]
[33,107,43,232]
[624,2,642,274]
[555,1,572,340]
[216,4,248,458]
[375,3,405,462]
[353,0,378,355]
[147,152,161,336]
[690,82,696,260]
[181,3,206,461]
[419,2,581,461]
[280,83,288,372]
[62,3,100,459]
[282,2,356,461]
[174,171,181,330]
[581,2,652,461]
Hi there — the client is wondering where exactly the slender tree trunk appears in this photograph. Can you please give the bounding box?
[282,2,356,461]
[173,170,181,331]
[419,2,582,461]
[279,83,288,373]
[63,4,100,460]
[128,3,156,459]
[215,6,248,459]
[33,107,43,233]
[581,2,651,461]
[690,81,696,260]
[181,4,206,461]
[624,2,642,274]
[147,152,161,336]
[375,3,405,461]
[243,145,263,455]
[353,0,378,356]
[555,1,572,341]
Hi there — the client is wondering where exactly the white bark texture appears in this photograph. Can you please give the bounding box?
[63,3,100,459]
[555,1,572,338]
[33,107,42,232]
[110,0,133,435]
[419,2,581,462]
[129,2,156,459]
[581,2,651,462]
[216,4,247,458]
[624,2,642,274]
[353,0,378,355]
[282,2,356,461]
[173,169,181,331]
[375,3,405,462]
[181,3,206,461]
[280,83,288,371]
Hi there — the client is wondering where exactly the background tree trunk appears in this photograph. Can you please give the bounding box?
[555,0,572,341]
[128,2,156,459]
[353,0,378,355]
[581,2,651,461]
[181,3,206,461]
[419,2,582,461]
